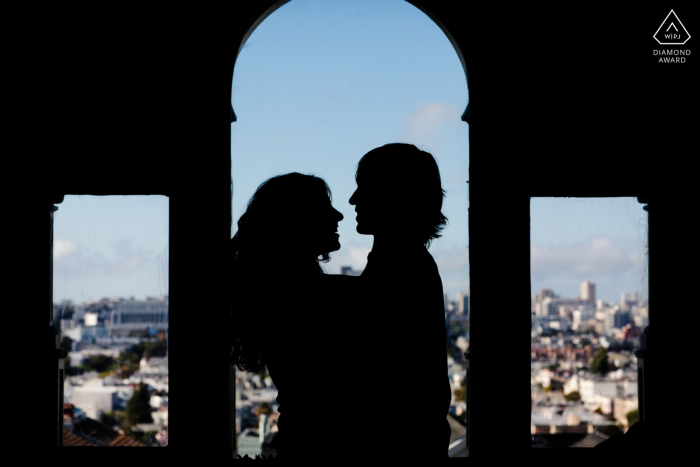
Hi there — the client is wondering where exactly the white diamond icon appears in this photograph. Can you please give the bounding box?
[654,10,691,45]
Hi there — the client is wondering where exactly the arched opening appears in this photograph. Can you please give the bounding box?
[230,0,469,458]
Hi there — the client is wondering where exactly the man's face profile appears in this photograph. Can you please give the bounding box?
[349,173,377,235]
[350,170,403,236]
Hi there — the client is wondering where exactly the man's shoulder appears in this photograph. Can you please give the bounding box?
[402,248,440,277]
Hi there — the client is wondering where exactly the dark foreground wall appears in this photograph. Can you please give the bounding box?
[18,1,692,462]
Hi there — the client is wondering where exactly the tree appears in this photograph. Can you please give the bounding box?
[257,367,269,382]
[453,374,466,402]
[90,354,118,374]
[144,339,168,358]
[123,382,153,432]
[626,409,639,427]
[564,391,581,402]
[598,424,624,438]
[255,401,272,417]
[101,411,123,428]
[117,347,143,379]
[453,385,466,402]
[590,347,610,376]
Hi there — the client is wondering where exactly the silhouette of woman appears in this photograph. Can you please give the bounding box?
[229,172,355,460]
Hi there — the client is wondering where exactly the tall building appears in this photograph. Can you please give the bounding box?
[620,292,639,311]
[536,289,554,302]
[614,310,631,329]
[457,291,469,317]
[340,266,362,276]
[580,281,595,303]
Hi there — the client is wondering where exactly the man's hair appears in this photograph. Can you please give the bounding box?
[355,143,447,248]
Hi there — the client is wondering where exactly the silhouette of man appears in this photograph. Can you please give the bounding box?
[347,143,452,460]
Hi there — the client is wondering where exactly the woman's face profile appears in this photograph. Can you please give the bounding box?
[298,190,344,257]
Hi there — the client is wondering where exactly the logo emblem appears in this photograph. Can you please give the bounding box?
[654,10,690,45]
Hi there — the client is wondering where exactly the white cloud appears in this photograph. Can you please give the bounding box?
[53,239,78,259]
[111,253,146,274]
[399,102,461,149]
[531,235,646,278]
[106,240,150,274]
[53,239,155,276]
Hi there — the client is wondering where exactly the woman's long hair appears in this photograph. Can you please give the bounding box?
[229,173,333,372]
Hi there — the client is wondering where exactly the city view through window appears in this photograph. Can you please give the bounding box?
[530,198,648,448]
[231,0,469,458]
[54,195,169,447]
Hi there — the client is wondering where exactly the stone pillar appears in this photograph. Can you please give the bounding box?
[49,196,68,446]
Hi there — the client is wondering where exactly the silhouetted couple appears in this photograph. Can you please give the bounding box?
[230,143,452,461]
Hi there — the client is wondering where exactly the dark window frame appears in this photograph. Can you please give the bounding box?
[43,2,673,463]
[527,195,650,450]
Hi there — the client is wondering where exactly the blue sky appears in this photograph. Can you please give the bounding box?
[530,198,648,303]
[231,0,469,297]
[53,195,169,305]
[52,0,647,305]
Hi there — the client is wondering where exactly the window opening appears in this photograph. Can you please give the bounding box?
[231,0,468,458]
[54,195,169,447]
[530,197,648,448]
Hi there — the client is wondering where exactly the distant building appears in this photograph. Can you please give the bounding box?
[579,379,617,407]
[456,291,469,317]
[549,320,569,332]
[620,292,640,311]
[613,397,638,426]
[537,289,555,302]
[455,335,469,353]
[340,266,362,276]
[614,311,631,329]
[536,296,583,318]
[603,311,616,334]
[633,315,649,328]
[531,405,611,435]
[84,312,99,327]
[580,281,595,303]
[594,394,613,414]
[108,297,168,337]
[139,356,169,379]
[68,385,120,421]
